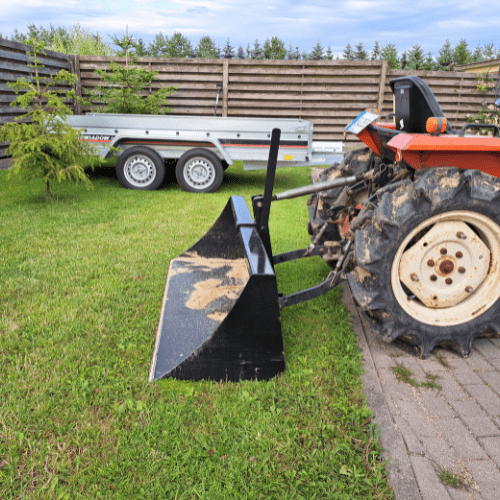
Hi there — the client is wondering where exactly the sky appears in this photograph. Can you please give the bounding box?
[1,0,500,57]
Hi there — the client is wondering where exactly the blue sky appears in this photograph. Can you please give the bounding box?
[1,0,500,57]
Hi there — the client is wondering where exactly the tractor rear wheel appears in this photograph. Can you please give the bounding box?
[348,167,500,358]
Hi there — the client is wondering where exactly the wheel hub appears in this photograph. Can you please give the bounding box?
[399,221,490,308]
[184,158,214,189]
[124,155,155,187]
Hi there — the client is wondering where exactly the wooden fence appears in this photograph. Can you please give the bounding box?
[78,56,487,149]
[0,38,76,169]
[0,38,491,169]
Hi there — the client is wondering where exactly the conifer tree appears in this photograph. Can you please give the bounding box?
[309,40,324,60]
[343,42,354,61]
[423,51,435,71]
[88,34,176,114]
[264,37,287,60]
[222,38,235,59]
[252,39,264,59]
[483,42,496,60]
[400,50,408,69]
[371,41,381,61]
[471,44,483,63]
[148,32,169,57]
[405,44,425,70]
[436,39,453,71]
[453,39,471,66]
[354,42,368,60]
[0,39,102,198]
[196,36,218,59]
[165,32,192,58]
[380,43,400,69]
[287,44,301,60]
[237,45,245,59]
[325,46,333,60]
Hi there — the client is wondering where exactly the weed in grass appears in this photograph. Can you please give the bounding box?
[392,363,442,390]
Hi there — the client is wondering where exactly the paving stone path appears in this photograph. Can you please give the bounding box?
[342,285,500,500]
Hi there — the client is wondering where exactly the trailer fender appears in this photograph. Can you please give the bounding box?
[110,134,234,165]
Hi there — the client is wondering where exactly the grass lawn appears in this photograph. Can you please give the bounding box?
[0,162,392,499]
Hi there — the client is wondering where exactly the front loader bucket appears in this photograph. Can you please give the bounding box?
[149,195,285,382]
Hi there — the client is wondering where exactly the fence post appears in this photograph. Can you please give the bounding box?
[72,55,83,115]
[222,59,229,117]
[377,60,388,116]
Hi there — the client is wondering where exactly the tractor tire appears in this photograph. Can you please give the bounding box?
[116,146,166,190]
[176,149,224,193]
[347,167,500,358]
[307,147,380,242]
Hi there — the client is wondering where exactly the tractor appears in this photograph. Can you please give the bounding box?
[150,75,500,381]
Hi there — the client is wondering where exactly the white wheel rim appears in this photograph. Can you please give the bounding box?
[124,154,156,187]
[183,157,215,190]
[391,211,500,327]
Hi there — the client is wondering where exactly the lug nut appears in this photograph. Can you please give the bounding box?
[457,232,467,240]
[430,275,437,281]
[458,267,466,273]
[440,248,447,255]
[427,259,435,266]
[456,251,463,258]
[445,278,453,285]
[411,273,419,282]
[465,286,474,293]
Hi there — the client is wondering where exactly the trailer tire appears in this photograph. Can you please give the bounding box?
[116,146,166,190]
[347,168,500,358]
[176,149,224,193]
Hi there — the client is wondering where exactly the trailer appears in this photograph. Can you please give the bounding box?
[67,113,343,193]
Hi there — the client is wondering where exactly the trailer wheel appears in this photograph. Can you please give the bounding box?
[347,168,500,358]
[116,146,166,190]
[176,149,224,193]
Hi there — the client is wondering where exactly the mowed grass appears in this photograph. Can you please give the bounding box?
[0,162,392,499]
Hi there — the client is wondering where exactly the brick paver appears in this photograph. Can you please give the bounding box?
[341,284,500,500]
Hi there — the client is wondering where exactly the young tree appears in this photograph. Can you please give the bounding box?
[380,43,400,69]
[309,40,324,60]
[196,36,218,58]
[325,46,334,61]
[222,38,235,59]
[0,39,102,198]
[264,37,287,60]
[354,42,368,60]
[88,35,176,114]
[371,41,381,61]
[436,39,453,71]
[453,39,471,66]
[343,42,355,61]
